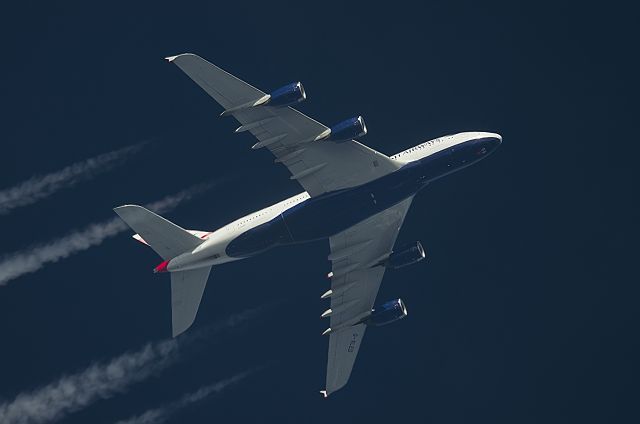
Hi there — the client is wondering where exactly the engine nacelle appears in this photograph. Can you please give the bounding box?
[327,116,367,142]
[386,241,426,269]
[366,298,408,326]
[268,82,306,107]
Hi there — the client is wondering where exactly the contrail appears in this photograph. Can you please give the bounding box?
[0,183,211,286]
[113,370,256,424]
[0,307,264,424]
[180,302,274,347]
[0,143,146,215]
[0,340,178,424]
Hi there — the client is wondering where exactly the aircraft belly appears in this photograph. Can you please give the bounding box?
[225,163,424,258]
[282,171,420,242]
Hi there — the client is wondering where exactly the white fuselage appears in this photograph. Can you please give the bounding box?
[166,132,500,272]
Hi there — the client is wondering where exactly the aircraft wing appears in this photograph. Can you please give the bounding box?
[166,54,400,197]
[322,196,414,396]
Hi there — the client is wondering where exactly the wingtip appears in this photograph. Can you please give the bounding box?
[320,390,328,398]
[164,53,199,63]
[113,204,142,212]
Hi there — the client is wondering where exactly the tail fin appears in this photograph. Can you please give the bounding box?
[114,205,211,336]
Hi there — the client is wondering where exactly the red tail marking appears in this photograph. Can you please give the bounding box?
[153,260,170,273]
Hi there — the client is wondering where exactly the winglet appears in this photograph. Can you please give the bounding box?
[320,390,328,398]
[164,55,179,62]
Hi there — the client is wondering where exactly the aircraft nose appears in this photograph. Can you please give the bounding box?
[487,132,502,144]
[471,133,502,158]
[484,132,502,151]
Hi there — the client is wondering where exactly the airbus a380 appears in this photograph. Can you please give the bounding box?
[114,54,502,397]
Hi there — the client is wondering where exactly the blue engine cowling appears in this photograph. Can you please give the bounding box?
[327,116,367,142]
[268,82,306,107]
[386,241,426,269]
[366,298,408,326]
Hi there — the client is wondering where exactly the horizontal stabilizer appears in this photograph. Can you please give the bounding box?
[114,205,213,337]
[133,229,210,246]
[114,205,204,260]
[171,266,212,336]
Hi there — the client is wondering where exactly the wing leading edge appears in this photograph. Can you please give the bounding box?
[166,53,400,197]
[323,196,415,396]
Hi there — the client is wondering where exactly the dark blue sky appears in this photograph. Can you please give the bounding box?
[0,1,636,423]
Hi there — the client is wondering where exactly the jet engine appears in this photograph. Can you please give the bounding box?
[327,116,368,142]
[386,241,426,269]
[366,298,408,326]
[268,82,306,107]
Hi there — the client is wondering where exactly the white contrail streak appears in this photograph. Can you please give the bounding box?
[0,340,178,424]
[0,143,146,215]
[0,308,263,424]
[0,184,210,286]
[180,302,273,346]
[113,371,255,424]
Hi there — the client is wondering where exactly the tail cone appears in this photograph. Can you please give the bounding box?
[153,260,170,273]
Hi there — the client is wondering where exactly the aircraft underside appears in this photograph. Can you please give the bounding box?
[114,53,502,396]
[226,135,499,258]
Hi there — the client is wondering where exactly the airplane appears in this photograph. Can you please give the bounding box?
[114,53,502,397]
